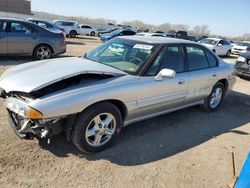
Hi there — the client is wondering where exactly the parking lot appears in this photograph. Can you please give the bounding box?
[0,36,250,188]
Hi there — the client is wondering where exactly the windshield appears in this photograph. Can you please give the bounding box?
[200,39,218,45]
[109,29,122,35]
[85,39,156,75]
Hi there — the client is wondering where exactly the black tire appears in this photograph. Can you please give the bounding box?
[200,82,225,112]
[212,49,216,54]
[226,50,231,57]
[33,44,52,60]
[70,30,77,38]
[71,102,122,153]
[90,31,95,36]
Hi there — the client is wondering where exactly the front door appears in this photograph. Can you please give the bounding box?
[0,21,7,54]
[134,44,188,119]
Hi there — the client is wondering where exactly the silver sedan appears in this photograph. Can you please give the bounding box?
[0,36,236,153]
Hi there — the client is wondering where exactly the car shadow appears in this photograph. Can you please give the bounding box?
[39,90,250,166]
[76,36,99,40]
[66,41,85,45]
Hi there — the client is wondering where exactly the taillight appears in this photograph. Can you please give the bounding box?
[61,36,65,44]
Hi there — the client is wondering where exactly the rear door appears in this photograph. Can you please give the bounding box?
[7,21,38,54]
[184,44,219,104]
[0,21,7,54]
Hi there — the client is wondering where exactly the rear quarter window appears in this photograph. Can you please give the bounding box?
[205,49,218,67]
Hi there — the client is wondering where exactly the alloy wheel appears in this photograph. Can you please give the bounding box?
[85,113,116,147]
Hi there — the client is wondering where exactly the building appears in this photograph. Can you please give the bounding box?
[0,0,31,15]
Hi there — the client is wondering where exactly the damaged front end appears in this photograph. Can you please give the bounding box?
[1,73,118,143]
[5,96,66,142]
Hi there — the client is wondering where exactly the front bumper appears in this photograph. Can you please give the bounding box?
[235,61,250,78]
[232,50,246,55]
[7,109,64,140]
[227,76,236,92]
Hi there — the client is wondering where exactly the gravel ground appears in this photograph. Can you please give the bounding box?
[0,36,249,188]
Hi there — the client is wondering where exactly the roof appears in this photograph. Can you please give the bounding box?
[0,17,25,21]
[205,37,222,41]
[118,36,196,44]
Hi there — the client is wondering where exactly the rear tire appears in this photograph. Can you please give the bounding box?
[71,102,122,153]
[200,82,225,112]
[33,45,52,60]
[69,30,77,38]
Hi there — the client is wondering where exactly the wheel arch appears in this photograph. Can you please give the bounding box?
[84,99,128,121]
[65,99,128,143]
[33,43,54,55]
[216,79,229,96]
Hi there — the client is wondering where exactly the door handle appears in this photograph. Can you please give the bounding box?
[212,73,217,77]
[178,80,185,85]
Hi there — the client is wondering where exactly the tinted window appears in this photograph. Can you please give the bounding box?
[38,22,53,28]
[10,22,34,34]
[62,22,75,26]
[146,45,185,76]
[223,40,230,45]
[218,40,223,45]
[186,45,209,71]
[54,21,63,26]
[81,25,91,29]
[205,49,218,67]
[123,31,135,35]
[0,21,7,32]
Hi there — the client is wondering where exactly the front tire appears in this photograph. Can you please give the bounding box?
[71,102,122,153]
[90,31,95,36]
[226,50,231,57]
[200,83,225,112]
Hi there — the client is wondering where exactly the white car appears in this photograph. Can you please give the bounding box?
[53,20,80,38]
[199,38,233,56]
[231,41,250,55]
[136,32,165,37]
[79,24,97,36]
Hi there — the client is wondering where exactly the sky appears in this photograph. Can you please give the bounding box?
[31,0,250,37]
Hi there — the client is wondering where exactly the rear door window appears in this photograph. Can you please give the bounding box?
[186,45,209,71]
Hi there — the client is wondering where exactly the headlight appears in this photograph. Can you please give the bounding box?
[237,56,246,62]
[6,98,43,119]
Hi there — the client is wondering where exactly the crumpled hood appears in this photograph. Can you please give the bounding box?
[0,57,126,93]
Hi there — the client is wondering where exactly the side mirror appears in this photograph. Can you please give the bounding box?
[155,69,176,81]
[217,43,222,46]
